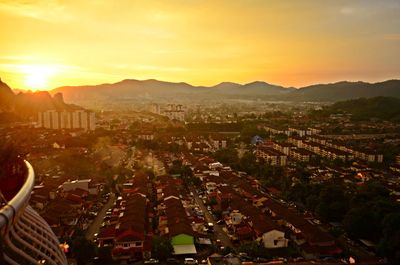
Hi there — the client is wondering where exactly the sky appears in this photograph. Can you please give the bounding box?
[0,0,399,91]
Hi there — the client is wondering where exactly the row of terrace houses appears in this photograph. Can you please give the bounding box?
[97,172,152,261]
[156,175,197,256]
[189,158,342,260]
[255,146,287,166]
[308,136,383,163]
[263,125,321,137]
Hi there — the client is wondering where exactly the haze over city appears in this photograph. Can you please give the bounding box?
[0,0,400,91]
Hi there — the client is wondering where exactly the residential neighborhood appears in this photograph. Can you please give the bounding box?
[1,103,399,264]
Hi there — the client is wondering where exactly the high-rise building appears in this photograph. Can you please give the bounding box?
[149,103,160,114]
[163,104,185,121]
[37,110,96,131]
[0,161,68,264]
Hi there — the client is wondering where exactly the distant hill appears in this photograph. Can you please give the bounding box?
[52,79,294,102]
[318,97,400,121]
[0,79,81,123]
[289,80,400,101]
[210,81,292,96]
[51,78,400,103]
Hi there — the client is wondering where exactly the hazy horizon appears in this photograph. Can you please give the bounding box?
[5,77,400,93]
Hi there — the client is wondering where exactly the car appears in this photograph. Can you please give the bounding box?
[128,257,140,263]
[184,258,198,265]
[206,222,214,232]
[166,258,180,264]
[216,219,224,225]
[144,258,159,264]
[313,219,321,225]
[253,257,269,263]
[89,212,97,217]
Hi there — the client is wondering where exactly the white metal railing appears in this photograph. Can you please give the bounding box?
[0,160,67,264]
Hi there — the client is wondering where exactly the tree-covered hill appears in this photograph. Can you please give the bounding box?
[315,97,400,121]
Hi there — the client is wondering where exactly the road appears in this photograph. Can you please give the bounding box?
[190,188,234,249]
[85,193,116,241]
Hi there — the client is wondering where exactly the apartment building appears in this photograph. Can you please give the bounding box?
[37,110,96,131]
[255,146,287,166]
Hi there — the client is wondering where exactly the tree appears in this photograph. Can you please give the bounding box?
[343,206,381,241]
[152,236,173,260]
[56,150,94,178]
[379,213,400,264]
[214,148,239,167]
[240,124,267,143]
[0,142,26,201]
[316,184,348,222]
[239,151,258,174]
[295,163,311,183]
[71,236,96,265]
[238,241,270,259]
[96,246,113,264]
[0,141,25,178]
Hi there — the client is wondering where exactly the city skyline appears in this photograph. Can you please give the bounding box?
[1,0,400,91]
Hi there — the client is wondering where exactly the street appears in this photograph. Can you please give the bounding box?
[86,193,116,241]
[190,187,234,249]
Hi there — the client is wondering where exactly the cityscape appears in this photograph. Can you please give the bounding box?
[1,1,400,265]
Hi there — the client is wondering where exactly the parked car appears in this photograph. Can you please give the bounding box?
[184,258,198,265]
[166,258,180,264]
[144,258,159,264]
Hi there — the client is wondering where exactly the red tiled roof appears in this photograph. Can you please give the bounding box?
[116,229,144,242]
[98,226,116,239]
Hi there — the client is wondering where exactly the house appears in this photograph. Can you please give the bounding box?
[61,179,98,195]
[170,233,196,255]
[290,148,315,162]
[157,189,197,255]
[112,193,148,260]
[98,226,116,247]
[138,131,155,141]
[263,125,290,136]
[209,134,228,150]
[262,229,288,249]
[112,229,145,260]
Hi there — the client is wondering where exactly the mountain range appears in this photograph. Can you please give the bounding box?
[51,79,400,103]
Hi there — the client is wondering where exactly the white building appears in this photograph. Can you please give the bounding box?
[61,179,98,194]
[262,229,289,249]
[37,109,96,130]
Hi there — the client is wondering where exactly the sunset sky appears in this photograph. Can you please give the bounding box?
[1,0,399,91]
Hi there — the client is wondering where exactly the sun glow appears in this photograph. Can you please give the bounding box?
[23,65,56,91]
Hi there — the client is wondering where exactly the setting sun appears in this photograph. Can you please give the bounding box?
[23,65,55,91]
